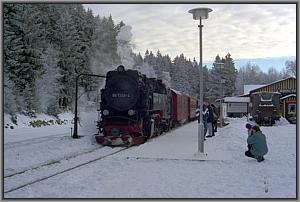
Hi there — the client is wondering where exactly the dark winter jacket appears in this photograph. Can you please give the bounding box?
[207,106,214,123]
[211,107,219,123]
[247,131,268,156]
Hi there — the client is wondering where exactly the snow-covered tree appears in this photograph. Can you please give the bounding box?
[222,53,238,96]
[207,53,237,101]
[35,45,62,116]
[4,4,44,116]
[207,55,225,101]
[285,60,296,77]
[89,15,120,76]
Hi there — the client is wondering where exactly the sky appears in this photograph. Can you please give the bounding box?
[83,4,296,65]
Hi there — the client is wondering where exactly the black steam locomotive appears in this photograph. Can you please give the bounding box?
[95,65,171,146]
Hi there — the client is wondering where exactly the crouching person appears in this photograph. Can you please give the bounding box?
[245,125,268,162]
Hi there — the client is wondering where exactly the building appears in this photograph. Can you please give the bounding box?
[249,77,296,122]
[280,94,296,123]
[221,97,250,118]
[217,77,296,122]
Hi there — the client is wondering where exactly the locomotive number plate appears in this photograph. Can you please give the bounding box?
[112,93,131,98]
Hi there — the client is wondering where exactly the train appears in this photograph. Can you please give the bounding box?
[250,92,281,126]
[95,65,199,146]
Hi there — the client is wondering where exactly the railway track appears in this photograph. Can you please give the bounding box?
[4,125,188,195]
[4,146,130,194]
[4,145,102,178]
[4,132,70,150]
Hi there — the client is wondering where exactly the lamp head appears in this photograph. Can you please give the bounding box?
[188,7,213,20]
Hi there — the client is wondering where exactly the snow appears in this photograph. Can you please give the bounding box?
[274,117,291,126]
[4,116,296,198]
[243,85,265,95]
[4,111,98,144]
[280,94,296,100]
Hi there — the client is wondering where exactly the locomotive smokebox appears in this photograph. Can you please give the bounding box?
[104,69,140,111]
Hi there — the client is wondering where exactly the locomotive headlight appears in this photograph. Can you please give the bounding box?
[103,109,109,116]
[128,109,135,116]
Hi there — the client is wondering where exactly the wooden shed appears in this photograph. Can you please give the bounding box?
[280,94,296,123]
[249,77,296,122]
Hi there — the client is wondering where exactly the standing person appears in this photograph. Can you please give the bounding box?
[196,104,208,141]
[206,104,214,138]
[245,125,268,162]
[211,104,219,133]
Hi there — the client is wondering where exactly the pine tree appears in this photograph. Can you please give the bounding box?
[4,4,44,116]
[170,54,190,94]
[207,53,237,101]
[144,50,156,67]
[89,15,120,75]
[207,55,224,101]
[222,53,237,96]
[36,45,62,116]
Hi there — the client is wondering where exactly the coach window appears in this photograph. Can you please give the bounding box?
[288,104,296,114]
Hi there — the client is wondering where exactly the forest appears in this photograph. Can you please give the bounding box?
[3,4,296,119]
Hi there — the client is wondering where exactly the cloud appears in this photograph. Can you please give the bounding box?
[83,4,296,61]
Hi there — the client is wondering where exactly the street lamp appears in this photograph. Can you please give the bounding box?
[188,7,212,153]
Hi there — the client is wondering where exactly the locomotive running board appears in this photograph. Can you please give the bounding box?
[125,156,225,162]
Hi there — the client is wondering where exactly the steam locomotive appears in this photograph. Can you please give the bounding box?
[250,92,281,126]
[95,65,198,146]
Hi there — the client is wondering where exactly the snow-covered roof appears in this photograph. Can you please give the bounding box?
[170,88,182,95]
[224,97,250,103]
[243,85,265,95]
[252,91,281,95]
[280,94,296,100]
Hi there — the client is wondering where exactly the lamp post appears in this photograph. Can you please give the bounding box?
[188,7,212,153]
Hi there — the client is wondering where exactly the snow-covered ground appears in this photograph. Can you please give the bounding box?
[4,116,296,198]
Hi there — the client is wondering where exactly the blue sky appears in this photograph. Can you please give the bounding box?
[84,4,296,72]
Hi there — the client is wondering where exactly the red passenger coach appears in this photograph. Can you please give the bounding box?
[182,94,189,122]
[171,89,190,127]
[188,96,198,121]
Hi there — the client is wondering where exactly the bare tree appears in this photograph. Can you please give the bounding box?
[285,60,296,77]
